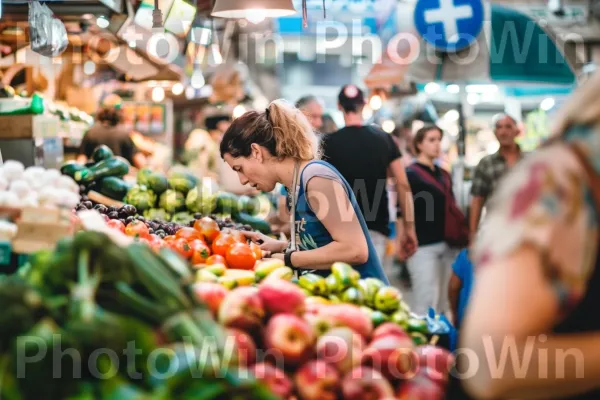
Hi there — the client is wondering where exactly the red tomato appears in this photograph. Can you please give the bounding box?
[225,243,257,270]
[176,227,205,243]
[190,239,212,264]
[107,219,126,234]
[148,234,164,252]
[250,242,263,260]
[206,254,227,267]
[211,233,237,257]
[125,220,150,239]
[171,238,193,259]
[229,230,247,244]
[164,235,177,243]
[194,217,221,243]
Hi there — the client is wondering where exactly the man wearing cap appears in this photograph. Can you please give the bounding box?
[321,85,418,273]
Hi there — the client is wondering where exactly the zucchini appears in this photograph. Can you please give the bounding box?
[60,161,85,178]
[91,145,114,163]
[74,158,129,183]
[232,210,271,234]
[215,192,238,214]
[98,177,132,201]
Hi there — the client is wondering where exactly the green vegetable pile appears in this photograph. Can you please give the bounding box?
[0,232,277,400]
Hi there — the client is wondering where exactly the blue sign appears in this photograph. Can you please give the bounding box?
[414,0,484,52]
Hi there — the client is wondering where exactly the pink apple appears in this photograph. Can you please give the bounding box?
[361,334,416,382]
[264,313,315,368]
[251,362,294,399]
[372,322,410,342]
[192,282,228,316]
[304,312,335,337]
[414,345,455,387]
[294,360,340,400]
[226,328,257,367]
[318,304,373,339]
[316,327,365,374]
[218,287,265,333]
[342,366,394,400]
[258,278,306,316]
[396,373,445,400]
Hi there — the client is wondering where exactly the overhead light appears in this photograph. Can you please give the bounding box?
[191,70,205,89]
[362,106,373,120]
[444,109,459,121]
[97,16,110,29]
[382,120,396,133]
[129,41,137,48]
[246,12,266,24]
[467,93,480,105]
[152,87,165,102]
[446,84,460,94]
[424,82,440,95]
[199,85,213,97]
[540,97,555,111]
[369,95,383,111]
[211,0,296,19]
[171,83,184,95]
[83,60,96,75]
[466,84,498,94]
[185,86,195,99]
[233,105,247,119]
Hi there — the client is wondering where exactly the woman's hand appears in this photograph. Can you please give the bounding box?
[242,231,288,254]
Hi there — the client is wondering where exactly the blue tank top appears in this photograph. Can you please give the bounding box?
[291,160,389,284]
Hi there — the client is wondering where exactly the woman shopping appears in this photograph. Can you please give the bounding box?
[405,125,468,315]
[460,71,600,399]
[219,100,388,282]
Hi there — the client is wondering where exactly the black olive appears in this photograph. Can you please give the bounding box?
[94,204,108,214]
[118,211,129,219]
[156,229,165,236]
[137,216,146,222]
[148,228,154,234]
[80,201,92,209]
[107,211,119,219]
[122,205,137,216]
[79,186,88,194]
[126,216,135,224]
[189,221,195,227]
[108,206,118,213]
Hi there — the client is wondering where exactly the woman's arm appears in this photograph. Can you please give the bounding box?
[461,244,600,399]
[448,272,462,326]
[290,176,368,269]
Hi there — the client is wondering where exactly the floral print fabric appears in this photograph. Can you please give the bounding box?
[473,126,600,315]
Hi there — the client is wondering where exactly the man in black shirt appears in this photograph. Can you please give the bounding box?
[321,85,418,266]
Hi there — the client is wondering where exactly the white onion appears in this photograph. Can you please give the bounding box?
[2,160,25,181]
[41,169,61,186]
[9,179,31,198]
[22,192,39,207]
[2,191,20,207]
[0,175,8,192]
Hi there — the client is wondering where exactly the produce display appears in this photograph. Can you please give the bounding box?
[0,222,278,399]
[61,147,272,234]
[0,160,81,209]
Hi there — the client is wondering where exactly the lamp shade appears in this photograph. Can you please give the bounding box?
[211,0,296,19]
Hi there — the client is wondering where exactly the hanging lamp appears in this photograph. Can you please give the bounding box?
[211,0,297,20]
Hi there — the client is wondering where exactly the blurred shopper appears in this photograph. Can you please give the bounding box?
[469,113,522,236]
[405,125,468,315]
[322,85,417,266]
[220,100,388,281]
[321,114,339,134]
[295,95,324,132]
[461,71,600,399]
[78,106,146,168]
[448,248,474,329]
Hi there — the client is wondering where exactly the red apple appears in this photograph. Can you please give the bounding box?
[318,304,373,339]
[372,322,410,342]
[396,373,445,400]
[294,360,340,400]
[264,313,315,368]
[342,366,394,400]
[218,287,265,333]
[414,345,455,387]
[258,278,306,316]
[304,312,335,337]
[361,334,416,382]
[226,328,257,367]
[316,327,365,374]
[251,362,294,399]
[192,282,228,316]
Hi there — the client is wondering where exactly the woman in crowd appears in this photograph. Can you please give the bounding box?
[219,100,388,281]
[405,125,465,315]
[461,70,600,399]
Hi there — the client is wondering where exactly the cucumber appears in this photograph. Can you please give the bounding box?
[60,161,85,178]
[74,158,129,183]
[91,145,114,163]
[215,192,238,214]
[98,177,132,201]
[232,210,271,234]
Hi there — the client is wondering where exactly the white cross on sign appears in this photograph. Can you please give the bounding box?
[424,0,473,44]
